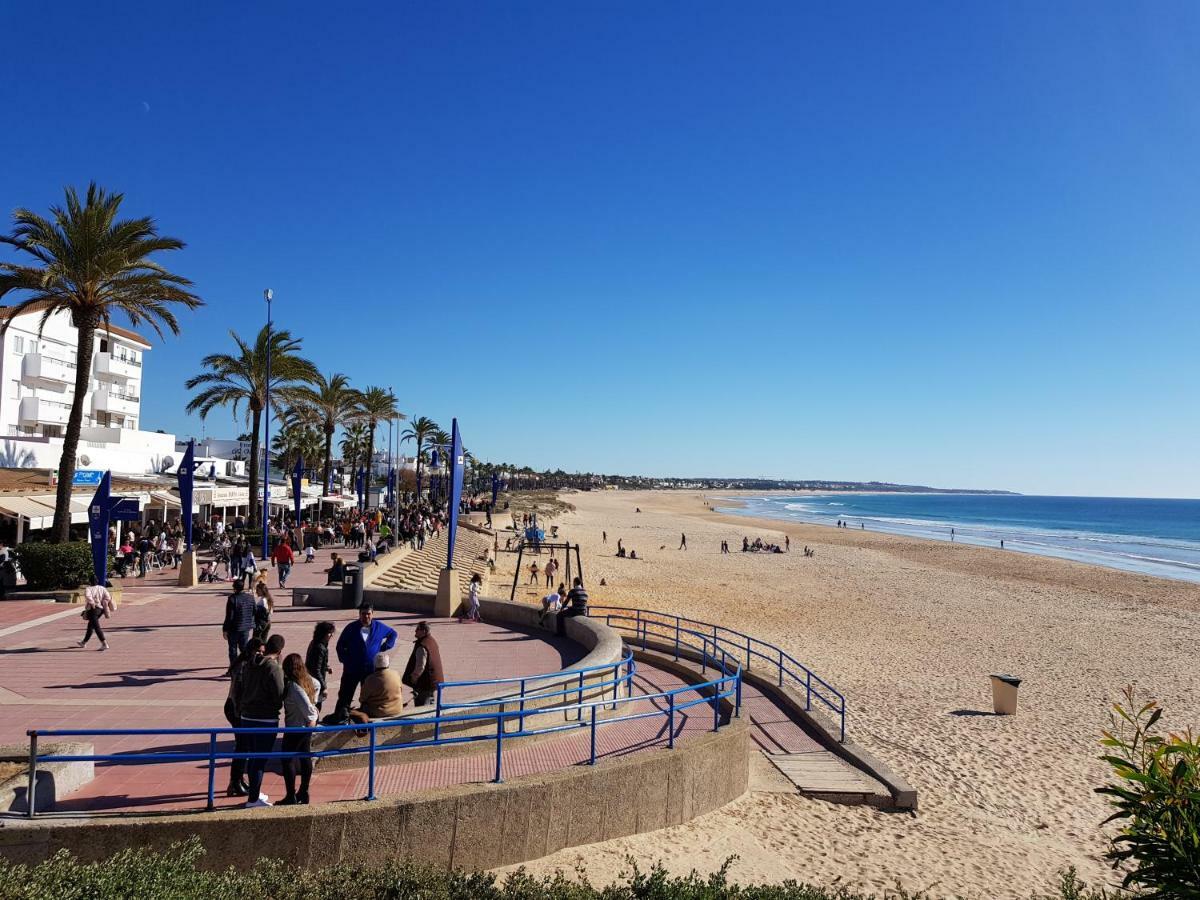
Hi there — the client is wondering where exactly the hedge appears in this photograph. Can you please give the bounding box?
[13,541,95,590]
[0,840,1112,900]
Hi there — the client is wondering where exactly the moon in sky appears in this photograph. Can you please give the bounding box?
[141,101,150,113]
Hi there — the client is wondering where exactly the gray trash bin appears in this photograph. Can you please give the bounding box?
[341,564,364,609]
[990,673,1021,715]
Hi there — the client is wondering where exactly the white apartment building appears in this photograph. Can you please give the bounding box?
[0,305,177,475]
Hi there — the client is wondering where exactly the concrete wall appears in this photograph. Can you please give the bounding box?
[0,719,750,872]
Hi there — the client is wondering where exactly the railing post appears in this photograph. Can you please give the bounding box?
[667,695,676,749]
[577,671,584,721]
[735,673,742,718]
[806,670,812,710]
[26,732,37,819]
[493,715,504,783]
[641,618,647,651]
[433,686,442,741]
[712,682,721,732]
[589,704,598,765]
[674,617,680,661]
[778,648,784,687]
[746,635,751,670]
[206,732,217,811]
[366,726,377,800]
[518,678,526,731]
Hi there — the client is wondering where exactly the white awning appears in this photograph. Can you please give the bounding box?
[149,490,200,514]
[0,494,90,529]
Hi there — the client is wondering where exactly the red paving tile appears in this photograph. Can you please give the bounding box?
[2,545,824,817]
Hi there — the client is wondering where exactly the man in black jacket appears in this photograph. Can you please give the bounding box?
[222,578,256,675]
[239,633,286,807]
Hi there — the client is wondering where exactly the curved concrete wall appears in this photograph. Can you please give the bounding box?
[0,719,749,872]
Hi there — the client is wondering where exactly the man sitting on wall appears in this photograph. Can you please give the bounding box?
[352,652,405,720]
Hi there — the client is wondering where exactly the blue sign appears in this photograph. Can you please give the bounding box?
[291,454,304,524]
[73,469,104,487]
[177,439,195,550]
[110,498,141,521]
[89,473,112,585]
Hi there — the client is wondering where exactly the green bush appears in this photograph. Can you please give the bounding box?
[1097,686,1200,897]
[0,840,1112,900]
[13,541,95,590]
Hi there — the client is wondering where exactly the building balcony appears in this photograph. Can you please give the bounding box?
[92,388,140,417]
[94,351,140,381]
[20,353,75,390]
[18,397,72,426]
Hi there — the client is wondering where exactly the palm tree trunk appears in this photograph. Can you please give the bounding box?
[247,408,262,529]
[51,311,100,543]
[322,427,333,497]
[365,424,376,506]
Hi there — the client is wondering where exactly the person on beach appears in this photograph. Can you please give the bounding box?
[556,577,589,636]
[544,556,558,588]
[279,652,318,805]
[78,578,114,651]
[602,531,607,542]
[240,633,286,807]
[679,533,687,550]
[305,621,336,711]
[528,561,539,584]
[785,535,790,552]
[402,622,444,706]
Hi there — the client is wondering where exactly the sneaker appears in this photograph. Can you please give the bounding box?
[99,643,109,651]
[77,640,86,648]
[245,798,272,808]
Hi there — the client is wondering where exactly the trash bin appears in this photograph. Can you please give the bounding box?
[989,673,1021,715]
[341,564,363,609]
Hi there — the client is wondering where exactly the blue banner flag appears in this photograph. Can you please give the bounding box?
[356,466,365,511]
[292,455,304,524]
[446,419,465,569]
[177,439,195,551]
[386,466,395,508]
[491,472,499,507]
[89,472,112,586]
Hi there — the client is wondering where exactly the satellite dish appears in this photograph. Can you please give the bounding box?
[161,455,175,472]
[79,454,91,467]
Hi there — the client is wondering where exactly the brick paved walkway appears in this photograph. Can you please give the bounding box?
[1,544,822,817]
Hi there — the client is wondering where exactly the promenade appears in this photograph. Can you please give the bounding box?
[0,542,825,818]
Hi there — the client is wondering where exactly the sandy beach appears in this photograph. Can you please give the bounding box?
[492,489,1200,898]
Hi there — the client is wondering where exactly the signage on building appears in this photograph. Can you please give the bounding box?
[73,469,104,487]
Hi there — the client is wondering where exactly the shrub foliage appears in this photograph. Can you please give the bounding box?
[13,540,95,590]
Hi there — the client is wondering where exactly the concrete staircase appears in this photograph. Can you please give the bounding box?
[373,527,493,593]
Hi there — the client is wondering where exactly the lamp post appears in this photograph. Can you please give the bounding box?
[262,288,273,562]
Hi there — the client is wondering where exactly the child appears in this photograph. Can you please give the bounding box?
[304,544,315,563]
[462,573,482,623]
[538,582,564,627]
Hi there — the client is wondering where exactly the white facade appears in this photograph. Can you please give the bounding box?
[0,307,177,475]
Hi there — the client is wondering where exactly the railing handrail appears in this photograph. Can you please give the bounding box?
[23,625,743,817]
[588,605,847,742]
[437,645,634,695]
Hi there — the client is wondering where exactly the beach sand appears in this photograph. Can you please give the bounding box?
[491,489,1200,898]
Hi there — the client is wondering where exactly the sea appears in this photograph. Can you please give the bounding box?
[714,493,1200,584]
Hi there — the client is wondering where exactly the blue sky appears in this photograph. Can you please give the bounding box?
[3,2,1199,497]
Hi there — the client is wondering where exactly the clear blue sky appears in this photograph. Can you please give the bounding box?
[3,2,1198,497]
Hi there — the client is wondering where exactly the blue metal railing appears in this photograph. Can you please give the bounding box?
[588,606,847,743]
[433,647,636,736]
[23,631,739,818]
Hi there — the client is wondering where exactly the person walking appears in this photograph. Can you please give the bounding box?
[253,581,274,643]
[271,538,294,588]
[462,572,482,623]
[332,603,398,720]
[401,621,444,706]
[222,578,256,676]
[679,533,687,550]
[239,634,286,807]
[77,579,115,651]
[279,652,318,805]
[528,561,539,585]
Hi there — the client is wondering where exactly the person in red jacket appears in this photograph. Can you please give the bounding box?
[271,538,295,589]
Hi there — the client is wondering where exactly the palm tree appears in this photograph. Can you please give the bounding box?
[185,327,317,527]
[291,372,357,496]
[400,416,439,496]
[339,422,369,493]
[0,183,202,541]
[352,386,403,490]
[271,414,322,474]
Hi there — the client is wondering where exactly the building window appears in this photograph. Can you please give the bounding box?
[28,340,37,355]
[13,336,22,354]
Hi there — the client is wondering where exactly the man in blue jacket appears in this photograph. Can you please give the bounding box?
[333,602,397,718]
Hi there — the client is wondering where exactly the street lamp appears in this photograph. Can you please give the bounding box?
[262,288,273,562]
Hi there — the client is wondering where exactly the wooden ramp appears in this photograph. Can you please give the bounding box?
[765,750,892,805]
